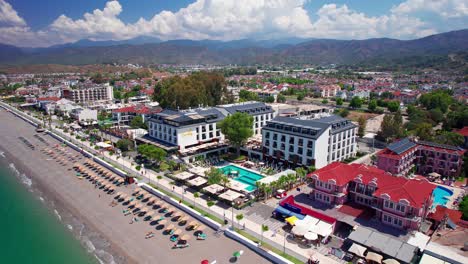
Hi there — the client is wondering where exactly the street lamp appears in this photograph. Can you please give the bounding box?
[283,231,287,254]
[231,202,235,230]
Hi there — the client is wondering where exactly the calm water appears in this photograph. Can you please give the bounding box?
[432,186,454,208]
[221,165,263,191]
[0,166,97,264]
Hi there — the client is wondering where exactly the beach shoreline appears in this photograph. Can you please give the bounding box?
[0,144,133,264]
[0,107,273,264]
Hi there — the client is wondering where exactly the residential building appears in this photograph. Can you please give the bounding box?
[376,138,418,176]
[112,104,162,125]
[268,103,333,119]
[377,138,465,177]
[261,115,357,168]
[314,84,341,98]
[454,126,468,149]
[308,162,436,230]
[63,83,113,104]
[416,141,465,177]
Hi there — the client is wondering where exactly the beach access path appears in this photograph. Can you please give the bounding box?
[0,107,271,264]
[48,123,341,263]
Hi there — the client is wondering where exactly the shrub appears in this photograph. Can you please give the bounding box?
[135,165,141,171]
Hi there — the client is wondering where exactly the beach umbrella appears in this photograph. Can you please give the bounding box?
[304,232,318,241]
[179,216,189,223]
[188,221,197,227]
[133,188,142,194]
[172,229,182,236]
[201,260,209,264]
[233,250,244,258]
[173,212,183,218]
[140,207,149,213]
[383,259,400,264]
[158,219,167,225]
[165,224,175,231]
[180,234,190,241]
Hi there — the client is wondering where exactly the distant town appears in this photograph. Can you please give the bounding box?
[1,64,467,264]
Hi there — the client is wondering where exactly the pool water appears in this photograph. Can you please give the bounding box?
[432,186,453,208]
[220,165,263,192]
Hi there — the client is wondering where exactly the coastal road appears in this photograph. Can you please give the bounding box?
[0,107,272,264]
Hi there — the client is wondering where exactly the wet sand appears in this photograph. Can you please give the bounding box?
[0,107,272,264]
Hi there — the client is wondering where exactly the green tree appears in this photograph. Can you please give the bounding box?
[261,224,269,244]
[368,99,377,112]
[116,139,133,152]
[295,167,307,183]
[358,116,367,138]
[205,167,225,185]
[339,108,350,118]
[263,96,275,103]
[218,112,253,156]
[193,192,200,207]
[297,93,305,101]
[429,108,444,123]
[387,101,400,112]
[336,98,343,106]
[277,94,286,103]
[349,96,363,108]
[433,131,464,146]
[459,196,468,220]
[321,99,329,104]
[236,214,244,229]
[239,90,259,101]
[419,90,453,113]
[130,116,147,129]
[413,122,434,141]
[137,144,167,163]
[377,113,404,142]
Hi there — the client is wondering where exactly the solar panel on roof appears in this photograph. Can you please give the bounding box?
[387,138,417,155]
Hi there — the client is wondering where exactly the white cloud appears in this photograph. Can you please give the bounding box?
[0,0,26,26]
[392,0,468,18]
[0,0,465,47]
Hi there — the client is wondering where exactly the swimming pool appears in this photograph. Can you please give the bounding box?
[432,186,454,208]
[220,165,263,192]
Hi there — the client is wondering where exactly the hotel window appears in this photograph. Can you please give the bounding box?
[307,150,313,157]
[396,204,405,213]
[298,148,303,155]
[298,139,303,146]
[281,135,286,142]
[202,134,206,140]
[216,130,220,137]
[265,132,270,138]
[209,124,213,131]
[209,132,213,138]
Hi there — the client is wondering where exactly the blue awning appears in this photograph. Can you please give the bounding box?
[273,206,305,220]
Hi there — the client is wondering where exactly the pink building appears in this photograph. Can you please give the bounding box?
[376,138,418,176]
[308,162,436,230]
[377,138,465,178]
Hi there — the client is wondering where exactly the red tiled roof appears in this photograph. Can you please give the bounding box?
[308,162,436,208]
[37,97,60,102]
[113,105,161,114]
[280,195,336,224]
[455,127,468,137]
[428,205,462,223]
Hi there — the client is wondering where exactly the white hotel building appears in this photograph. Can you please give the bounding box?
[147,102,274,151]
[261,115,357,168]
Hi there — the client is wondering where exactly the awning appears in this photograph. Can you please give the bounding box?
[203,184,224,194]
[218,190,243,202]
[187,177,207,187]
[366,252,383,263]
[273,206,305,220]
[285,215,299,225]
[349,243,367,258]
[175,171,194,180]
[229,179,250,193]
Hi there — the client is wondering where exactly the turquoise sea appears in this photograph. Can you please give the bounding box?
[0,165,97,264]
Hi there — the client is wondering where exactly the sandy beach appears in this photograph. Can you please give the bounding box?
[0,107,272,264]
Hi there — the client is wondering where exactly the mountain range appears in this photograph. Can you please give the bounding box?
[0,29,467,67]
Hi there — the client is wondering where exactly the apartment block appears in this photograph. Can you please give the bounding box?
[261,115,357,168]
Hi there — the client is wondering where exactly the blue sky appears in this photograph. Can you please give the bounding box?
[1,0,467,47]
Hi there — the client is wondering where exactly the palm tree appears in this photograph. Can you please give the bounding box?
[193,192,200,207]
[264,184,271,202]
[261,224,269,244]
[236,214,244,229]
[156,175,162,188]
[220,175,231,190]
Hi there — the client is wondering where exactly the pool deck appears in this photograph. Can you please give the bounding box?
[433,183,464,209]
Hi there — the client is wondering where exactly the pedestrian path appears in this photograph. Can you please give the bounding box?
[49,125,342,264]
